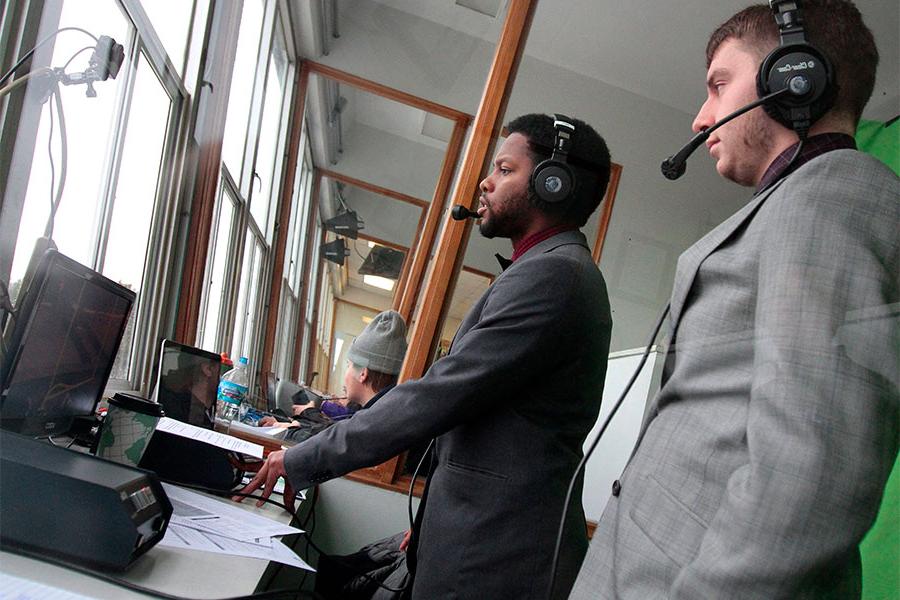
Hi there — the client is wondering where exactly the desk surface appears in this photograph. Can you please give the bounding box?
[1,488,299,599]
[1,423,302,599]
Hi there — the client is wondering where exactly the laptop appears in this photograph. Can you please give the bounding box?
[153,340,221,429]
[141,340,235,490]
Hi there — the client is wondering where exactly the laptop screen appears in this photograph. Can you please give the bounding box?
[155,340,221,430]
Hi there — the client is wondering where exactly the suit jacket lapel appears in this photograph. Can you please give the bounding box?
[450,231,590,348]
[667,180,785,338]
[631,181,787,454]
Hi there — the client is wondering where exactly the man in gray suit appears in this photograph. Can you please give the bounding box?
[239,114,614,599]
[572,1,899,598]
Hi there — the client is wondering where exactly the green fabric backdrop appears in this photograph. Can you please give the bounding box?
[856,117,899,600]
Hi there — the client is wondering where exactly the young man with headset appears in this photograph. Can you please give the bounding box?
[238,113,614,599]
[572,1,899,598]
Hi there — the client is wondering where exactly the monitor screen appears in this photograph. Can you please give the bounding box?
[0,250,135,436]
[154,340,221,430]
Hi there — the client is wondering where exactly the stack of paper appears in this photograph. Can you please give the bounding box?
[158,483,314,571]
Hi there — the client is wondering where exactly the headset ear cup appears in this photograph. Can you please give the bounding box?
[756,43,835,131]
[532,160,574,204]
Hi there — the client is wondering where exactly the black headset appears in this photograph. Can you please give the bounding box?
[757,0,836,137]
[531,114,576,204]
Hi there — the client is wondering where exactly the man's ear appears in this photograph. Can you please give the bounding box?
[358,367,369,384]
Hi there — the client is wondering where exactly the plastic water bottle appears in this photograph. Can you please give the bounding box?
[217,357,249,422]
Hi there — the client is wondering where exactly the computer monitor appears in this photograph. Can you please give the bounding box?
[0,249,135,436]
[154,339,221,429]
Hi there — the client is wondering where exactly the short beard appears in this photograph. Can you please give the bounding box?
[732,110,775,186]
[478,189,532,239]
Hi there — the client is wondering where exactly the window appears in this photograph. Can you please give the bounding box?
[4,0,191,389]
[140,0,197,76]
[220,0,264,183]
[199,178,239,352]
[273,134,314,380]
[199,1,295,390]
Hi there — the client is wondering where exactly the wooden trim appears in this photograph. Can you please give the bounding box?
[397,120,468,323]
[356,232,409,253]
[399,0,538,386]
[344,470,427,498]
[291,171,321,381]
[461,265,495,281]
[305,60,472,126]
[174,1,241,342]
[591,162,622,265]
[335,297,381,314]
[261,63,310,376]
[318,167,428,209]
[587,520,597,539]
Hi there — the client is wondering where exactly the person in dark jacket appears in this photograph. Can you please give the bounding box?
[237,114,614,600]
[267,310,407,444]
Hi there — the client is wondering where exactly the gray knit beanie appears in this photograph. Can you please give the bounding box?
[347,310,408,375]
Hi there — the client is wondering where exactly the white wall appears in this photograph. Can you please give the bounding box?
[582,347,666,521]
[311,477,421,555]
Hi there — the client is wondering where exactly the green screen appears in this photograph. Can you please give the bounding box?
[856,117,899,600]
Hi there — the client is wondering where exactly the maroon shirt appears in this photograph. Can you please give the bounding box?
[510,224,577,263]
[756,132,856,194]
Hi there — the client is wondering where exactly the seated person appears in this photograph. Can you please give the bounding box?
[262,310,407,444]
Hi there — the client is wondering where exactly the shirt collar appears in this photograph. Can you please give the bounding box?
[362,383,395,409]
[756,132,856,194]
[510,224,577,263]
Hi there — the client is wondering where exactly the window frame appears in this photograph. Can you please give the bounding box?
[197,0,296,396]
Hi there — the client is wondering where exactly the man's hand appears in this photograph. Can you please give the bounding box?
[232,449,298,514]
[399,528,412,552]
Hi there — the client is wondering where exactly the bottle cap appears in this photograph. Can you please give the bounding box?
[239,357,249,365]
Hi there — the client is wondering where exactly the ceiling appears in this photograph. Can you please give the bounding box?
[371,0,899,122]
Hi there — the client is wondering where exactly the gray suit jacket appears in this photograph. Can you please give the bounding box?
[571,150,900,599]
[284,230,612,599]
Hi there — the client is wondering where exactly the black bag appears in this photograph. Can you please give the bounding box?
[315,531,411,600]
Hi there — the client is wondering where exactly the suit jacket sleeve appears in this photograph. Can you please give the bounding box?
[672,155,900,597]
[283,252,591,489]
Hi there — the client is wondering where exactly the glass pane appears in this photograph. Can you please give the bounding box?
[440,268,493,355]
[10,0,129,293]
[141,0,194,75]
[231,230,265,365]
[282,164,300,282]
[275,285,296,379]
[250,19,288,234]
[294,165,314,285]
[242,237,264,361]
[103,52,170,292]
[220,0,265,180]
[200,187,236,352]
[231,230,255,360]
[104,52,173,378]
